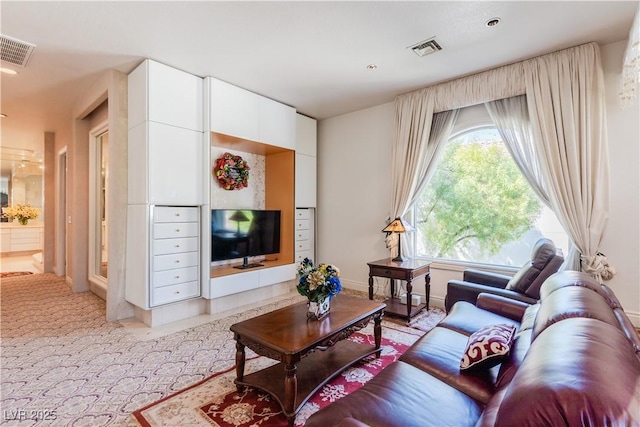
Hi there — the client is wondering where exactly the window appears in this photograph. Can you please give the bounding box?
[412,112,568,267]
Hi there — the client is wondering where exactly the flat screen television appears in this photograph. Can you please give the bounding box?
[211,209,281,269]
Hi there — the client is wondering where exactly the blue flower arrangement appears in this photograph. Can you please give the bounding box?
[296,258,342,303]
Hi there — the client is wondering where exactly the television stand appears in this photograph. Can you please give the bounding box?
[233,257,264,270]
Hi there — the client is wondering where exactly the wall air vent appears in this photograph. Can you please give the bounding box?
[409,37,442,57]
[0,34,36,67]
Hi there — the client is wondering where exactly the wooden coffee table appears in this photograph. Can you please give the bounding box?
[230,294,386,426]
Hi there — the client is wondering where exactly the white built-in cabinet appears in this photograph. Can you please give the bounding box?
[0,223,44,253]
[294,114,317,264]
[294,209,315,263]
[126,59,205,310]
[123,59,319,317]
[128,60,204,206]
[295,114,317,207]
[208,77,296,150]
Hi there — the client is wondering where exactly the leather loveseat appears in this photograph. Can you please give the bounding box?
[305,271,640,426]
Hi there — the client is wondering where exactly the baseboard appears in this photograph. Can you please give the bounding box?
[625,310,640,328]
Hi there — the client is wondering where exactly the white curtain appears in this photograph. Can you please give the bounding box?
[524,44,613,281]
[485,95,550,206]
[487,91,614,281]
[393,42,614,281]
[388,91,458,257]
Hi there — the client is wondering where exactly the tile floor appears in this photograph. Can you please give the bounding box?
[0,253,41,273]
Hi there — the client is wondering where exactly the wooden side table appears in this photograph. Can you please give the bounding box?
[367,258,430,320]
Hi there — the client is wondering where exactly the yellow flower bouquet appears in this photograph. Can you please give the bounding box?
[2,204,41,225]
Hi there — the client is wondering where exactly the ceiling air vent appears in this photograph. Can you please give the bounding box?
[409,37,442,57]
[1,34,36,67]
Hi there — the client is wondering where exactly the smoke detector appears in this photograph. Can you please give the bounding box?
[409,37,442,57]
[1,34,36,67]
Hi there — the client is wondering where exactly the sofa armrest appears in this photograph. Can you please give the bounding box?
[463,269,512,287]
[445,280,537,312]
[476,293,531,321]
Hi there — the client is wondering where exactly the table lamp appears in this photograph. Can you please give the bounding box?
[382,217,415,262]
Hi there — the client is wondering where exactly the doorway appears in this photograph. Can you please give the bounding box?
[56,147,67,277]
[88,122,108,294]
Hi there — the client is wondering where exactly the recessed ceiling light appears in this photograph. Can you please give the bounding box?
[0,67,17,75]
[367,64,378,70]
[486,18,501,27]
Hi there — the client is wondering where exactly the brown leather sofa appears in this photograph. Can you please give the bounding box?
[306,271,640,426]
[444,238,564,312]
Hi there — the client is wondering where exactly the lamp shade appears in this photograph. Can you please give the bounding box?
[382,217,415,234]
[382,217,415,262]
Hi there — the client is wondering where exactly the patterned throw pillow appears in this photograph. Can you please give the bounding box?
[460,323,516,371]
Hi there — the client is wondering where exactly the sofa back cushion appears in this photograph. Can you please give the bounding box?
[492,318,640,426]
[539,270,606,299]
[531,284,620,341]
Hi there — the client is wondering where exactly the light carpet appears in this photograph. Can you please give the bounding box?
[132,324,423,426]
[1,273,302,426]
[0,273,441,426]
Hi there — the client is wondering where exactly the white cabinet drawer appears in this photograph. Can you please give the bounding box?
[295,209,310,220]
[295,219,309,230]
[295,229,310,241]
[154,206,199,223]
[294,240,310,252]
[295,251,310,262]
[11,229,40,239]
[153,266,199,288]
[154,222,199,239]
[151,281,200,306]
[1,230,10,252]
[153,237,199,255]
[10,242,41,252]
[153,251,199,271]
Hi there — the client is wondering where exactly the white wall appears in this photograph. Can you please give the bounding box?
[599,40,640,322]
[318,41,640,325]
[317,102,394,289]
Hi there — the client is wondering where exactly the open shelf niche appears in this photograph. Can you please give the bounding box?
[209,132,295,279]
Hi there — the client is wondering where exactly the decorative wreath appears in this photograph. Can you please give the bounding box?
[213,152,250,190]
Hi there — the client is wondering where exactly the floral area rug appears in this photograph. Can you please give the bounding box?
[132,323,423,426]
[0,271,33,278]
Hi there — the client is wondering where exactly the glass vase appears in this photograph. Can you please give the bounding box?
[18,218,29,225]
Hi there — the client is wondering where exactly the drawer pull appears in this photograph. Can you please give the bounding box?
[175,244,180,248]
[175,275,180,279]
[175,260,180,264]
[175,228,180,232]
[175,291,180,294]
[175,213,180,216]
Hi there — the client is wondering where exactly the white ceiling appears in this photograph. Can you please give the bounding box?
[0,1,637,159]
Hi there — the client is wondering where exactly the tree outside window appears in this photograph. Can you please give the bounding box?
[414,127,567,266]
